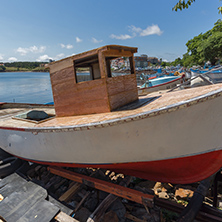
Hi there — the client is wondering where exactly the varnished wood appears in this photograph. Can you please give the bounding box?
[49,45,139,117]
[48,167,153,206]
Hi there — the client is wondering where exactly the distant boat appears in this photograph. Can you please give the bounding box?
[0,45,222,184]
[138,75,184,95]
[190,67,222,85]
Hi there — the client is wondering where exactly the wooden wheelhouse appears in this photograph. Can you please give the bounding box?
[49,45,138,117]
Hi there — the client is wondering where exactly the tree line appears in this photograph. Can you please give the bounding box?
[0,62,49,72]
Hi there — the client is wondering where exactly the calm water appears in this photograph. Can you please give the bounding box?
[0,72,53,104]
[0,71,128,104]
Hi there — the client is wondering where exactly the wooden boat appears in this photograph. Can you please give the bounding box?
[138,75,185,95]
[0,45,222,184]
[190,67,222,83]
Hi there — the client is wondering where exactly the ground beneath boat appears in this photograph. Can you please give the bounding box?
[0,155,222,222]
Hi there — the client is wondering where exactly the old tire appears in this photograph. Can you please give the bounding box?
[0,157,23,178]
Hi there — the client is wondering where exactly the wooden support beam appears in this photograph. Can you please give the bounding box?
[48,166,153,207]
[87,176,131,222]
[59,182,81,202]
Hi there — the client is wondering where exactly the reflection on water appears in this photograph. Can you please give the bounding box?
[0,72,53,103]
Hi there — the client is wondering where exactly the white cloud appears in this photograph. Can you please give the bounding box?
[37,53,66,62]
[17,47,28,56]
[0,54,4,60]
[112,24,163,40]
[60,43,73,49]
[8,57,18,62]
[129,24,163,36]
[140,24,163,36]
[16,45,46,56]
[36,54,52,62]
[29,45,46,53]
[60,44,66,48]
[92,37,103,43]
[76,37,82,43]
[128,25,142,33]
[110,34,133,40]
[66,44,73,49]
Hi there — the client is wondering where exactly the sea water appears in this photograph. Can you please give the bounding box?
[0,72,53,104]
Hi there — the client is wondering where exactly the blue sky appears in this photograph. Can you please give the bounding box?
[0,0,221,62]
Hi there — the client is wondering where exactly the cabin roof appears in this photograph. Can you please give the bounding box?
[49,45,138,67]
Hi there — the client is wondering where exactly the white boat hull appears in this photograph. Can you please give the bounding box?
[138,76,183,95]
[0,87,222,183]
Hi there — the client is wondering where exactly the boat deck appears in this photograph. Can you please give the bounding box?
[1,83,222,129]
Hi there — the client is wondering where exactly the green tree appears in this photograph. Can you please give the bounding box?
[173,0,222,14]
[0,65,6,72]
[161,61,170,67]
[171,57,183,66]
[199,32,222,65]
[179,19,222,66]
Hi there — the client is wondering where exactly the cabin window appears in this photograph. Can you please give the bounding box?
[106,56,134,78]
[74,55,101,83]
[75,67,92,83]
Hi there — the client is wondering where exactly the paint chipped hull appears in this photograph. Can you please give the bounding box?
[0,85,222,184]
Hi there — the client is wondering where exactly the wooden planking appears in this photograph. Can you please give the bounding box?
[48,195,73,215]
[109,90,138,111]
[107,75,138,110]
[53,77,111,117]
[49,45,139,117]
[103,49,133,58]
[49,57,74,74]
[50,67,76,88]
[0,173,27,198]
[16,200,59,222]
[49,167,153,206]
[0,181,48,221]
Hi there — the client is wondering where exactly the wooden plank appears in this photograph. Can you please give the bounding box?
[70,191,91,216]
[48,167,153,206]
[49,57,73,73]
[125,212,145,222]
[0,173,27,198]
[0,181,47,221]
[59,182,81,202]
[16,200,60,222]
[55,211,79,222]
[87,176,131,222]
[48,195,73,215]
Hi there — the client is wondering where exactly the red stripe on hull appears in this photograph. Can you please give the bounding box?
[20,149,222,184]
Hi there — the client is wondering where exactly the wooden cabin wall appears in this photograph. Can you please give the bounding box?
[50,66,110,117]
[107,74,138,110]
[92,63,101,80]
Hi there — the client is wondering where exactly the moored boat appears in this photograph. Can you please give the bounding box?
[0,45,222,184]
[138,75,185,95]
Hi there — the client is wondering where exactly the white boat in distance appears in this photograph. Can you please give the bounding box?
[138,75,184,95]
[0,45,222,184]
